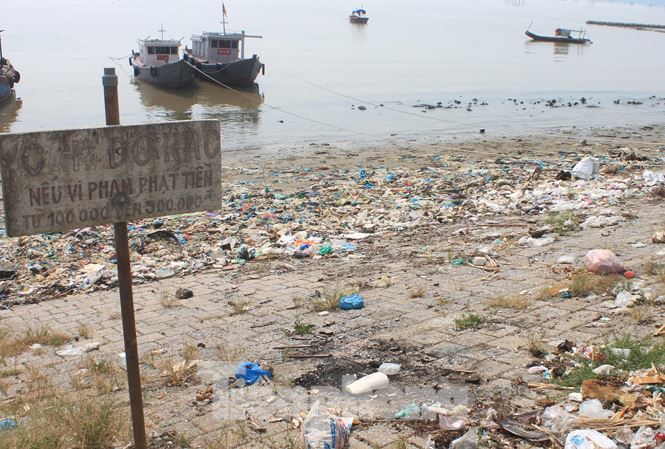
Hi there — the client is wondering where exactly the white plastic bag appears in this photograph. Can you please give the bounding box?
[572,156,600,180]
[542,404,574,434]
[583,249,624,275]
[643,170,665,186]
[450,428,479,449]
[630,426,655,448]
[378,363,401,375]
[303,401,354,449]
[564,430,617,449]
[578,399,614,419]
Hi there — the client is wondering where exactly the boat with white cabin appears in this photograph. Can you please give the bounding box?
[184,11,264,87]
[130,27,194,89]
[349,9,369,24]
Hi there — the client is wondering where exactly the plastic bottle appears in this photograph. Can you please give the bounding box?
[344,372,389,395]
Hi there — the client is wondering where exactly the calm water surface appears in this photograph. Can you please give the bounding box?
[1,0,665,149]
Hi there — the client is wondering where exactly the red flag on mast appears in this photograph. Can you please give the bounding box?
[222,2,228,17]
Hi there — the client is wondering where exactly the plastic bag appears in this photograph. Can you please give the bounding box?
[450,428,480,449]
[542,404,574,434]
[564,430,617,449]
[339,293,364,310]
[578,399,614,419]
[439,414,466,430]
[0,418,17,431]
[235,362,272,386]
[643,170,665,185]
[583,249,624,275]
[630,426,655,448]
[394,404,420,419]
[303,401,354,449]
[56,342,100,357]
[378,363,401,375]
[572,156,600,180]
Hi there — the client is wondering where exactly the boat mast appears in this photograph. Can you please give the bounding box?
[0,30,4,62]
[158,24,166,40]
[221,6,227,35]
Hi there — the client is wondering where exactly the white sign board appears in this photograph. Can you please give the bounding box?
[0,120,221,237]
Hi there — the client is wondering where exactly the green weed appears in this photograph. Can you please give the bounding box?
[454,312,486,330]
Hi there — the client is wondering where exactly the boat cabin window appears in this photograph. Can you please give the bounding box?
[148,46,178,54]
[210,39,239,49]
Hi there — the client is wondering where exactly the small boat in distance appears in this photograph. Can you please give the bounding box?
[350,9,369,24]
[184,6,264,87]
[130,26,195,89]
[0,30,20,105]
[526,28,591,44]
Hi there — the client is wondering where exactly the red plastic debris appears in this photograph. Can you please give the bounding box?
[624,271,635,279]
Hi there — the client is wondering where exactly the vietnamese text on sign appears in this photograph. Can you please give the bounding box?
[0,120,221,237]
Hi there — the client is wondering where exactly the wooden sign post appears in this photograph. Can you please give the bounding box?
[0,68,222,449]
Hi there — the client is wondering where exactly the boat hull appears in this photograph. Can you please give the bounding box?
[185,55,264,87]
[349,16,369,24]
[131,58,195,89]
[0,76,12,105]
[525,30,590,44]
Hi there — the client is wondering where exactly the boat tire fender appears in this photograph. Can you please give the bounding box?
[128,57,132,67]
[13,71,20,84]
[133,67,140,77]
[150,66,158,78]
[261,64,265,75]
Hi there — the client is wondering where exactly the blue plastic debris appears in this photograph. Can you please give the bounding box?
[339,293,364,310]
[341,242,357,252]
[359,168,367,180]
[386,173,396,182]
[394,404,420,419]
[235,362,272,386]
[0,418,16,431]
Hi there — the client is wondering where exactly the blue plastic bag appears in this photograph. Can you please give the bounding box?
[235,362,272,386]
[0,418,16,431]
[339,293,364,310]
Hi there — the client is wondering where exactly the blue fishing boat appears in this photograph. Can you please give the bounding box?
[0,31,20,105]
[526,28,591,44]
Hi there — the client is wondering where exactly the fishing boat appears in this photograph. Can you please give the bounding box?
[349,9,369,24]
[130,26,194,89]
[0,31,20,105]
[525,28,591,44]
[184,6,264,87]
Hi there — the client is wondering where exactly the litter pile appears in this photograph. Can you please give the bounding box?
[301,337,665,448]
[0,146,663,304]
